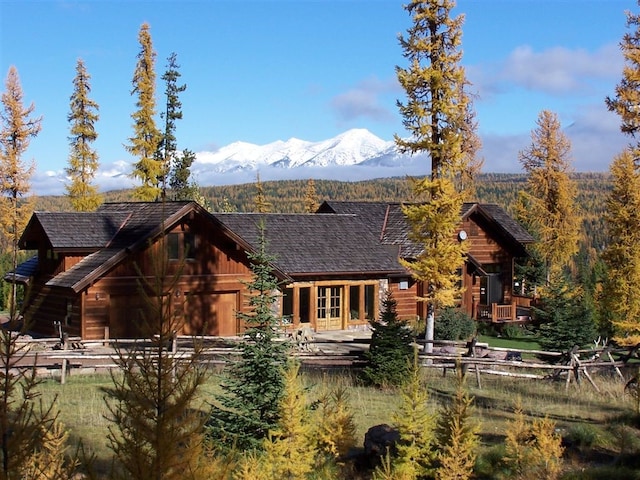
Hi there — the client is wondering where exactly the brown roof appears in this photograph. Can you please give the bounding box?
[29,201,200,292]
[319,200,534,258]
[211,212,405,278]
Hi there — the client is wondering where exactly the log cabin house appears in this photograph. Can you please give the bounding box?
[6,200,533,340]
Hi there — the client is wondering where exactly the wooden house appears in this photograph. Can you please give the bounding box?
[7,199,533,340]
[317,201,535,324]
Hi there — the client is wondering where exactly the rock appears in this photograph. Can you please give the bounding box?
[364,423,400,459]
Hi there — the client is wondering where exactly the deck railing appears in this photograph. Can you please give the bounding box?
[477,299,531,323]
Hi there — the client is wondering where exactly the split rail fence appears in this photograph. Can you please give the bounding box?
[6,334,640,390]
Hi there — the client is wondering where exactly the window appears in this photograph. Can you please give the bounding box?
[168,233,180,260]
[364,284,375,319]
[167,232,197,261]
[350,286,360,320]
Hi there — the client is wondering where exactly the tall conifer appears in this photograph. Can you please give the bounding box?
[0,66,39,322]
[207,221,288,451]
[127,23,162,201]
[517,110,580,282]
[603,4,640,344]
[66,58,102,211]
[253,173,272,213]
[395,0,476,352]
[303,178,319,213]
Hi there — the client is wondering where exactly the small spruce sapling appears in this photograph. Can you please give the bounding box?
[362,290,414,388]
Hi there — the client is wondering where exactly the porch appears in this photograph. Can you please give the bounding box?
[476,295,532,323]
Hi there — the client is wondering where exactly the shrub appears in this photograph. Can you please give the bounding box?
[361,291,414,388]
[434,307,475,341]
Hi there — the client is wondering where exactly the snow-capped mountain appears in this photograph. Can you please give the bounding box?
[193,128,413,173]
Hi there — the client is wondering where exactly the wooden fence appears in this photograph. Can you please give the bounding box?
[6,334,640,390]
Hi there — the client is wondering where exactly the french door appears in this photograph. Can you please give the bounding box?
[316,286,342,331]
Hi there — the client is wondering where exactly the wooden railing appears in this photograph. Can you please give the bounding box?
[476,301,531,323]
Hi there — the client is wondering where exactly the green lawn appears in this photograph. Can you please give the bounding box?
[477,333,542,351]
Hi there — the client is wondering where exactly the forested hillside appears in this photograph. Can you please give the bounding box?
[34,172,611,252]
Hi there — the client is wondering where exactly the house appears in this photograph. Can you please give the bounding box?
[317,201,535,323]
[7,199,533,340]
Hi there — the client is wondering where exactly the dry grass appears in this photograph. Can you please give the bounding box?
[35,365,640,479]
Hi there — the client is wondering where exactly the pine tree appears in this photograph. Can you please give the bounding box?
[602,5,640,345]
[169,149,196,201]
[65,58,102,212]
[434,363,479,480]
[261,362,317,480]
[0,66,40,323]
[535,270,597,351]
[103,231,209,480]
[517,110,580,282]
[207,221,288,451]
[395,0,477,353]
[303,178,319,213]
[159,53,187,194]
[127,23,162,201]
[253,173,272,213]
[600,149,640,345]
[361,290,414,388]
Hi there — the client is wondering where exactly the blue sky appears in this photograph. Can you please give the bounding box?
[0,0,633,195]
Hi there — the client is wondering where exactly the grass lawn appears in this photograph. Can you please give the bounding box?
[478,333,542,351]
[36,362,640,479]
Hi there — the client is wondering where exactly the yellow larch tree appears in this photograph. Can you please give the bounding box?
[517,110,580,282]
[0,65,40,322]
[395,0,478,352]
[127,22,162,201]
[66,58,103,211]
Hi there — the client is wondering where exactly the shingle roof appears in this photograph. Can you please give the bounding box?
[30,212,129,249]
[31,201,198,292]
[320,200,534,258]
[212,213,405,277]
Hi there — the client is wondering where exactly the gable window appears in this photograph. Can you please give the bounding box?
[167,232,197,261]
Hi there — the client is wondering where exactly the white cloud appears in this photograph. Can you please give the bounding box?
[330,76,398,123]
[470,43,623,98]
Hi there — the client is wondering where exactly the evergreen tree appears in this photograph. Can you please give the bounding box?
[434,363,479,480]
[159,52,187,194]
[261,362,317,480]
[303,178,319,213]
[535,270,597,351]
[395,0,476,353]
[207,221,288,451]
[601,149,640,345]
[361,290,414,388]
[169,148,196,200]
[103,232,210,480]
[0,66,40,322]
[602,6,640,345]
[127,23,162,201]
[253,173,272,213]
[517,110,580,283]
[65,58,102,212]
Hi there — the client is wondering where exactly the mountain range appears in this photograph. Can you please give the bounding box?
[192,128,425,175]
